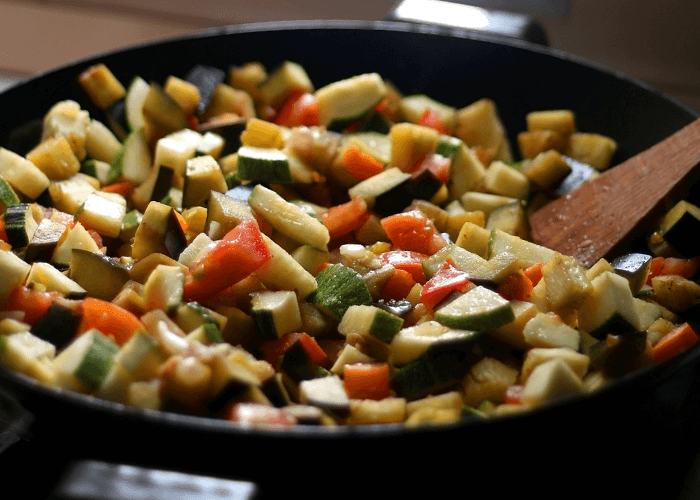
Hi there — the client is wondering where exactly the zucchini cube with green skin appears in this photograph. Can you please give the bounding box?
[53,328,119,392]
[0,176,21,212]
[80,159,111,185]
[436,135,462,158]
[338,304,404,344]
[434,286,515,331]
[108,128,152,185]
[391,329,482,401]
[309,264,373,320]
[186,322,224,345]
[175,302,226,334]
[237,146,293,185]
[577,271,643,339]
[251,290,303,340]
[448,146,488,201]
[3,203,39,248]
[391,321,473,366]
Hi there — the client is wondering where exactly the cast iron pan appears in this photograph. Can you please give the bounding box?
[1,21,699,499]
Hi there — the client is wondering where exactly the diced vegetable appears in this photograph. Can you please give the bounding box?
[2,60,700,431]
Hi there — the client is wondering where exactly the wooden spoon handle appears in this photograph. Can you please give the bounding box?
[529,117,700,267]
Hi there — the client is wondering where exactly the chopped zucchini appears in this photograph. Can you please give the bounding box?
[248,184,330,250]
[577,271,643,339]
[108,128,152,185]
[75,192,127,239]
[315,73,386,127]
[0,147,51,200]
[251,290,303,340]
[53,328,119,392]
[259,61,313,108]
[309,264,373,320]
[0,330,56,385]
[236,146,293,185]
[0,249,32,303]
[26,262,87,298]
[3,203,39,248]
[434,286,515,331]
[338,304,404,344]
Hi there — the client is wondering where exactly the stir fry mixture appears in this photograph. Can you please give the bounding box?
[1,61,699,427]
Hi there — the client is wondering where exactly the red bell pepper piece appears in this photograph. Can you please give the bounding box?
[381,268,417,301]
[420,260,473,312]
[417,108,448,134]
[380,210,447,256]
[523,262,544,287]
[377,250,428,284]
[100,181,136,198]
[78,297,145,346]
[412,152,451,184]
[6,286,61,325]
[496,272,534,302]
[260,332,329,368]
[343,362,391,400]
[0,218,8,243]
[342,146,385,181]
[183,219,272,303]
[274,90,320,127]
[652,322,698,363]
[321,197,370,241]
[646,256,700,285]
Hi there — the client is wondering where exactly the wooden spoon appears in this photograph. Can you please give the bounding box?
[529,117,700,268]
